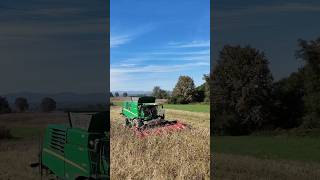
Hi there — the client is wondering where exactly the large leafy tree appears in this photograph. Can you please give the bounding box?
[212,45,273,135]
[296,38,320,128]
[194,74,210,103]
[171,76,196,104]
[0,96,11,114]
[195,83,205,102]
[152,86,168,99]
[271,70,304,129]
[15,97,29,112]
[40,97,56,112]
[203,74,210,102]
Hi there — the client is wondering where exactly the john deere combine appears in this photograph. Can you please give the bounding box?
[121,96,187,137]
[32,111,109,179]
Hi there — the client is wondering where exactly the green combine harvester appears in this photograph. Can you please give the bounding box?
[31,111,109,179]
[121,96,187,137]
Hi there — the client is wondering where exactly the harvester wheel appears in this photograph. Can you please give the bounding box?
[125,118,130,127]
[132,119,143,128]
[133,119,139,128]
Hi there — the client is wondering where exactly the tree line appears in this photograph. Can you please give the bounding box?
[110,92,128,97]
[110,75,210,104]
[0,97,56,113]
[163,75,209,104]
[212,37,320,135]
[109,76,210,105]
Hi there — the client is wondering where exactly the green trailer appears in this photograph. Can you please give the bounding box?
[34,111,109,179]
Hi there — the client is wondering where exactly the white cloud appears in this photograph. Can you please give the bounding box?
[149,49,210,56]
[110,62,209,91]
[110,34,132,48]
[168,40,210,48]
[0,18,105,41]
[111,62,209,74]
[110,24,155,48]
[117,54,209,63]
[118,63,137,67]
[111,39,210,90]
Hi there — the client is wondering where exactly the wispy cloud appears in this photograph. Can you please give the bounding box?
[111,62,208,73]
[0,1,108,94]
[0,5,102,20]
[114,46,209,63]
[0,20,104,36]
[149,49,209,56]
[110,61,209,91]
[168,40,210,48]
[118,63,137,67]
[111,39,210,91]
[216,3,320,19]
[110,24,155,48]
[117,54,209,64]
[110,34,132,48]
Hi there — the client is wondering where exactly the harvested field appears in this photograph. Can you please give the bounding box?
[110,106,210,179]
[0,112,68,179]
[212,136,320,179]
[212,153,320,180]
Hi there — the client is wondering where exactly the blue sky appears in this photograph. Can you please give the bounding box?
[213,0,320,80]
[0,0,107,94]
[110,0,210,91]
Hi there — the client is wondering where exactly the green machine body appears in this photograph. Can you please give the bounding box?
[121,96,165,128]
[41,111,109,179]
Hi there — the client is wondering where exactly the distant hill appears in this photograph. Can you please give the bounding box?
[2,92,107,103]
[110,91,152,96]
[1,92,107,111]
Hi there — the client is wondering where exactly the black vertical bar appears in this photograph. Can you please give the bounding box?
[107,0,110,178]
[210,0,214,179]
[68,112,72,127]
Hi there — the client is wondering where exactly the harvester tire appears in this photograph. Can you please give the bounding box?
[133,119,139,128]
[125,118,130,126]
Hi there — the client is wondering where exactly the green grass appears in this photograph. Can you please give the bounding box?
[163,104,209,113]
[112,101,209,113]
[212,136,320,163]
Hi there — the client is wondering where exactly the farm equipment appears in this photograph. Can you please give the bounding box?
[121,96,187,137]
[31,111,109,179]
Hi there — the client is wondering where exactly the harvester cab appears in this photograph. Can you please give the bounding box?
[121,96,187,137]
[33,110,109,180]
